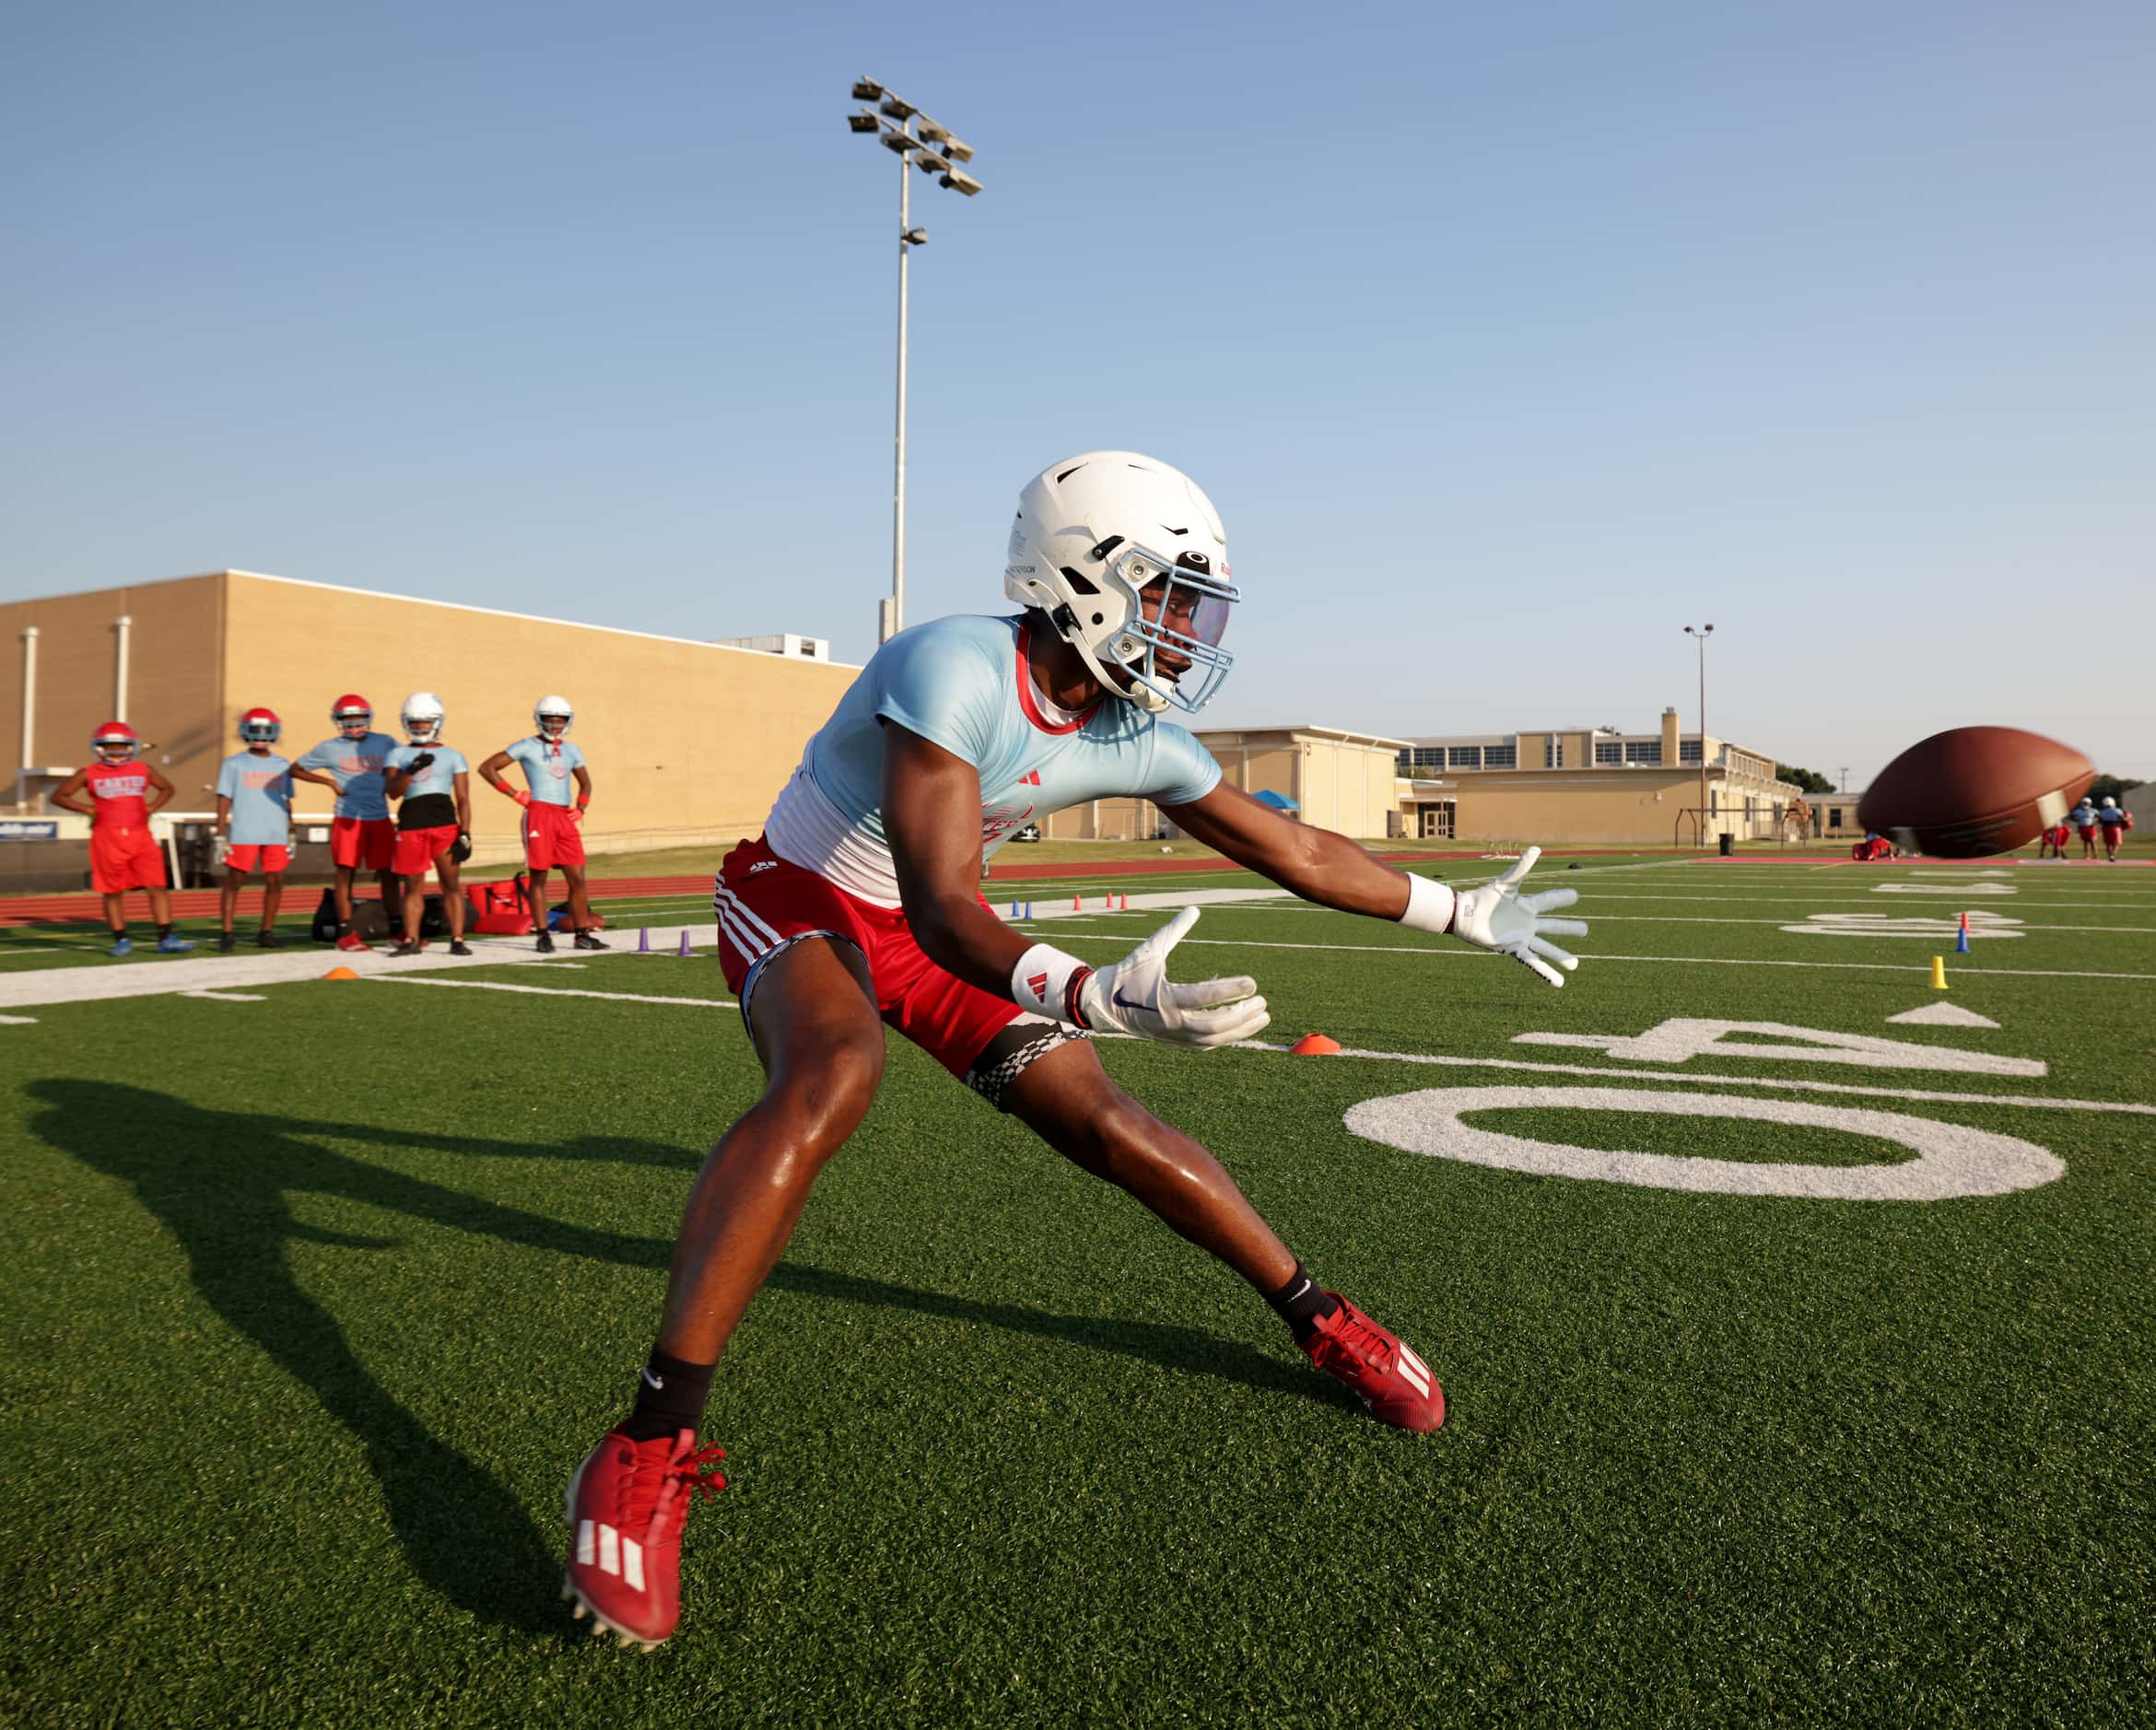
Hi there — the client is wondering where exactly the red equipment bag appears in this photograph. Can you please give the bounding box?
[468,876,535,935]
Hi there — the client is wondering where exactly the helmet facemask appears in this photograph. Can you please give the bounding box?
[93,730,138,766]
[536,711,571,742]
[240,709,282,747]
[334,697,373,740]
[1073,544,1236,715]
[402,707,444,745]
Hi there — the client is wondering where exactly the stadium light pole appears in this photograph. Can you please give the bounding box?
[848,79,983,644]
[1684,623,1715,843]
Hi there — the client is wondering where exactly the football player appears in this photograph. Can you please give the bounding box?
[212,708,295,951]
[291,696,401,950]
[381,693,474,956]
[2069,795,2100,859]
[563,452,1589,1650]
[478,695,606,953]
[49,722,192,956]
[2098,795,2132,861]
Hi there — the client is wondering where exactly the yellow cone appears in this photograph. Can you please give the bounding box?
[1929,955,1948,990]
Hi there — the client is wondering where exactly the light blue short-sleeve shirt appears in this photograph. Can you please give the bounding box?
[216,751,294,845]
[506,736,587,807]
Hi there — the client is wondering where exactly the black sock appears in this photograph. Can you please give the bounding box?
[620,1347,717,1442]
[1268,1262,1341,1342]
[157,923,173,941]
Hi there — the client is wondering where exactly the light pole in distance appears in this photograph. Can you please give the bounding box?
[848,79,983,644]
[1683,622,1715,845]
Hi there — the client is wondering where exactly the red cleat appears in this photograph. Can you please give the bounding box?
[1303,1294,1445,1431]
[563,1429,726,1650]
[334,931,372,953]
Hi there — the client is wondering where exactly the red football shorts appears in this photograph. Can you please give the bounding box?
[223,844,290,875]
[90,825,167,894]
[331,816,396,871]
[523,802,586,871]
[2078,825,2098,842]
[393,824,462,875]
[712,836,1038,1081]
[2101,824,2124,841]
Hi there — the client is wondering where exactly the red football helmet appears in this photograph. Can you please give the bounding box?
[92,721,140,765]
[239,707,283,746]
[332,695,374,739]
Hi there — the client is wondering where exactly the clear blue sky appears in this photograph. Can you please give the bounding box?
[5,0,2150,782]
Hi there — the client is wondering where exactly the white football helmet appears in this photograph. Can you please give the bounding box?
[2102,796,2117,809]
[1002,451,1238,715]
[401,692,446,744]
[534,695,573,741]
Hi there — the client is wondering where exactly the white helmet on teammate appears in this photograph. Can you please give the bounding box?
[400,692,446,745]
[534,695,573,741]
[1002,451,1239,716]
[2101,795,2117,809]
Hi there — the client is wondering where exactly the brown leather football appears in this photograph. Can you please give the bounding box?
[1857,727,2094,858]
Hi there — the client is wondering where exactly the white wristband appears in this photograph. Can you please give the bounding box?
[1398,873,1458,936]
[1010,941,1093,1025]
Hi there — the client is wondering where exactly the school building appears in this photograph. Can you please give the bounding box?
[1,569,858,880]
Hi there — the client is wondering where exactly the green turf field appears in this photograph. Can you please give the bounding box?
[5,855,2152,1724]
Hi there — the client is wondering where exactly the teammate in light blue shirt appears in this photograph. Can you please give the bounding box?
[381,692,474,956]
[566,453,1599,1647]
[480,696,606,953]
[289,696,403,950]
[213,707,296,950]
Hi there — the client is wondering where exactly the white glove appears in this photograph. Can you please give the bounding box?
[1449,847,1588,987]
[1078,906,1270,1047]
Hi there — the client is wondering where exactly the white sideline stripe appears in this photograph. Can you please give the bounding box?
[179,989,267,1002]
[371,976,737,1007]
[0,1012,35,1024]
[1241,1039,2156,1116]
[1047,931,2156,982]
[0,929,725,1011]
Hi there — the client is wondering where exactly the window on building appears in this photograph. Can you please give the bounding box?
[1829,807,1843,830]
[1447,745,1481,768]
[1624,741,1662,765]
[1680,740,1703,764]
[1543,739,1564,767]
[1483,743,1517,768]
[1395,750,1412,773]
[1594,741,1622,765]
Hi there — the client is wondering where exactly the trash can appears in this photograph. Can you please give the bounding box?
[1718,833,1735,857]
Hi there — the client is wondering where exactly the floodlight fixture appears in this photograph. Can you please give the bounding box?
[852,77,885,100]
[848,111,878,134]
[878,94,918,121]
[915,119,950,145]
[941,169,983,196]
[941,136,975,163]
[915,149,951,175]
[879,128,916,155]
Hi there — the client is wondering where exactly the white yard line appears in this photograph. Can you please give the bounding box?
[369,977,739,1008]
[1045,930,2156,982]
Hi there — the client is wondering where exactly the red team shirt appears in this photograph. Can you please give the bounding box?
[85,761,152,826]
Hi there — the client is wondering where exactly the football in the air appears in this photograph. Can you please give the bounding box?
[1857,727,2094,858]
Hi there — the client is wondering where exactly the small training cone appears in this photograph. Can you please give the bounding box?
[637,927,650,953]
[1956,913,1971,954]
[676,929,693,957]
[1073,894,1083,911]
[1025,902,1033,919]
[1930,955,1949,990]
[1120,894,1129,910]
[1290,1033,1343,1055]
[321,965,360,982]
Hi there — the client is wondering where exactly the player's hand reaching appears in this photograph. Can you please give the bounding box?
[1449,847,1588,987]
[1078,906,1269,1047]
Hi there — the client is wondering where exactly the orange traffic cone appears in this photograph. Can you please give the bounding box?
[321,965,360,981]
[1289,1033,1342,1055]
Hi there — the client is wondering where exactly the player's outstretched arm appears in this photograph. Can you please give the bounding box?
[1165,781,1588,988]
[881,725,1267,1046]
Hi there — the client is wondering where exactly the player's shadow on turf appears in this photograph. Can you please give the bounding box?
[26,1080,677,1636]
[766,1264,1348,1416]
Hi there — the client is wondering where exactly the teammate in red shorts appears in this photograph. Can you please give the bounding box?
[2098,796,2132,861]
[381,692,473,956]
[212,707,297,952]
[479,695,607,953]
[292,696,402,949]
[50,722,192,957]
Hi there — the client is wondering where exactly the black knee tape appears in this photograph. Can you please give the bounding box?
[963,1015,1092,1113]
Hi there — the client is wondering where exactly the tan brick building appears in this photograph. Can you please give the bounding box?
[3,570,858,867]
[1396,708,1802,846]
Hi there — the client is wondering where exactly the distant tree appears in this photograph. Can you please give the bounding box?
[1775,764,1836,795]
[2089,773,2144,804]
